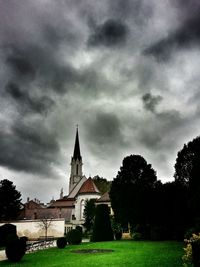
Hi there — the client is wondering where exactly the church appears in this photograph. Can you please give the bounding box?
[20,128,110,231]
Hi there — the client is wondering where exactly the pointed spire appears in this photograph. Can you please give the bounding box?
[73,126,82,161]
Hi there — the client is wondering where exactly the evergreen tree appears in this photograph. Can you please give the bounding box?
[83,199,96,233]
[0,179,22,221]
[92,204,113,242]
[110,155,157,230]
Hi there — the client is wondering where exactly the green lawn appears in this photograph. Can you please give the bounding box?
[1,241,183,267]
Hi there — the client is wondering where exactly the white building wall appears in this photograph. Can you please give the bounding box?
[0,219,65,239]
[73,193,100,225]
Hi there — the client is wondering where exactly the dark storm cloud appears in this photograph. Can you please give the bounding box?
[142,93,162,112]
[144,2,200,61]
[5,83,55,114]
[88,19,128,47]
[4,44,79,94]
[85,112,124,149]
[0,119,60,175]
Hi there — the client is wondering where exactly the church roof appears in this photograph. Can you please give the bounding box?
[96,191,110,202]
[78,177,100,195]
[73,128,81,161]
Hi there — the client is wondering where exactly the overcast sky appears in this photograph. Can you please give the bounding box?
[1,0,200,203]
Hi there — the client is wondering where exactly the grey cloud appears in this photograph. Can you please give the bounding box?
[4,44,79,94]
[144,11,200,61]
[5,83,55,115]
[142,93,162,112]
[0,119,60,175]
[88,19,128,47]
[85,112,124,150]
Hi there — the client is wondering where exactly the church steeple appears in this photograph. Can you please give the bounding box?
[69,126,83,193]
[73,127,82,161]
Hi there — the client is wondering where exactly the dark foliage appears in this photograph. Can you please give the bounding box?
[174,136,200,226]
[56,237,67,249]
[5,238,26,262]
[0,224,17,247]
[66,229,82,245]
[93,176,111,195]
[114,231,122,240]
[0,179,22,221]
[83,199,96,233]
[75,226,83,235]
[92,204,114,242]
[192,241,200,267]
[110,155,157,232]
[150,181,188,240]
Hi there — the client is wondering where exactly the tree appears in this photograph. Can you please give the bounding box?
[174,136,200,223]
[92,204,113,242]
[110,155,157,231]
[174,136,200,187]
[83,199,96,233]
[0,179,22,221]
[38,218,53,241]
[93,176,111,195]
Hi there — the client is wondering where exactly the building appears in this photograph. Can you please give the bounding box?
[20,127,102,232]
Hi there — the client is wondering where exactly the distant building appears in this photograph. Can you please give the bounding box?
[19,127,104,231]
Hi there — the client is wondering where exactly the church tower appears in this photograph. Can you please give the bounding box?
[69,127,83,193]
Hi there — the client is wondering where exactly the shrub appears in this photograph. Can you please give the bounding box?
[19,236,28,251]
[75,226,83,235]
[114,231,122,240]
[0,224,17,247]
[131,232,143,241]
[92,204,114,242]
[66,229,82,245]
[5,238,26,262]
[57,237,67,249]
[183,233,200,267]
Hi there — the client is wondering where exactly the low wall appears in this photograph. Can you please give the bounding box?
[0,219,65,240]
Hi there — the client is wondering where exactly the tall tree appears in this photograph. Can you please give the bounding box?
[83,199,96,233]
[92,204,113,242]
[110,155,157,230]
[174,136,200,223]
[0,179,22,221]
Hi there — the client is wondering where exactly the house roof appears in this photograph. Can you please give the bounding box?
[96,191,110,202]
[78,177,100,195]
[49,198,75,208]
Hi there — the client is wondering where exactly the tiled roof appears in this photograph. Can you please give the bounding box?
[50,199,75,208]
[78,177,100,194]
[96,191,110,202]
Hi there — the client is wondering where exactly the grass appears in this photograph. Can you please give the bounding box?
[1,240,183,267]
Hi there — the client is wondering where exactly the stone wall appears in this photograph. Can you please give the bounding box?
[0,219,65,239]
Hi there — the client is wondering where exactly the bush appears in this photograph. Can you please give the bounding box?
[19,236,28,251]
[0,224,17,247]
[75,226,83,235]
[114,231,122,240]
[192,241,200,267]
[5,238,26,262]
[57,237,67,249]
[183,233,200,267]
[131,232,143,241]
[66,229,82,245]
[92,204,114,242]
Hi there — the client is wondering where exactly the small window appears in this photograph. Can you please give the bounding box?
[76,164,78,175]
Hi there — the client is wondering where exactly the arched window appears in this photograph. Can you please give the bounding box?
[76,164,79,175]
[80,199,85,219]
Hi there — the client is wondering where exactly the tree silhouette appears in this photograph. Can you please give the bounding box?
[174,136,200,223]
[110,155,157,230]
[0,179,22,221]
